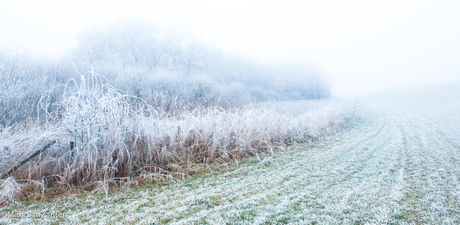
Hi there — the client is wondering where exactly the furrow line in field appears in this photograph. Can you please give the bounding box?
[391,107,460,223]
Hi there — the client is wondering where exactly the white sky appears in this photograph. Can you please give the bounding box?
[1,0,459,97]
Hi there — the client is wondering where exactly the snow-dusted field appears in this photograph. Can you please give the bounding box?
[1,82,460,224]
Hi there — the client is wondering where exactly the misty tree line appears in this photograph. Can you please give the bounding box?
[0,18,330,128]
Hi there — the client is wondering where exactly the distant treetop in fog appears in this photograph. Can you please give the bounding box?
[68,18,330,102]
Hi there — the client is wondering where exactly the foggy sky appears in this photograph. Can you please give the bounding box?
[1,0,459,97]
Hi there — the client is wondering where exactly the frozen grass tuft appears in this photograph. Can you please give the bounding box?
[0,177,21,205]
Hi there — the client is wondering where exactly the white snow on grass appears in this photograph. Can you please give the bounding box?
[1,82,460,224]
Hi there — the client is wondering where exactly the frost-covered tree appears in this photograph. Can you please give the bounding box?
[67,18,330,104]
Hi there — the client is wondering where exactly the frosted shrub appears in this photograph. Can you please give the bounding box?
[38,71,149,184]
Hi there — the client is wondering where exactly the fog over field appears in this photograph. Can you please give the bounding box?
[1,1,460,224]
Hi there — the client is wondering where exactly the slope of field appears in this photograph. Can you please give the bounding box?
[1,82,460,224]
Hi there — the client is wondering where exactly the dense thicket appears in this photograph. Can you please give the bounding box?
[0,18,329,128]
